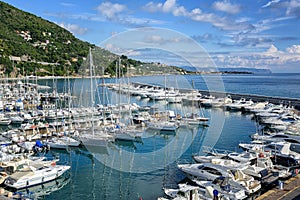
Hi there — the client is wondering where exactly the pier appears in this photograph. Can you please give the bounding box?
[257,174,300,200]
[132,82,300,110]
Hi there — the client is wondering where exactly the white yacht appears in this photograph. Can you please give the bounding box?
[226,98,254,111]
[193,177,247,200]
[4,162,70,189]
[178,162,261,195]
[45,136,80,149]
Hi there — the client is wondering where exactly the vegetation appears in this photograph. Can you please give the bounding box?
[0,1,183,78]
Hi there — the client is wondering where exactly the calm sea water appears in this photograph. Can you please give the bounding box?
[40,109,255,200]
[27,73,297,199]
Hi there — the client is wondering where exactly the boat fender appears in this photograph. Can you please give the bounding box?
[7,192,13,198]
[259,152,264,158]
[213,189,218,200]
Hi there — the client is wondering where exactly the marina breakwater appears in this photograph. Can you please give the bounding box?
[132,82,300,110]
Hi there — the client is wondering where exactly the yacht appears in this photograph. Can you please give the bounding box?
[0,113,11,125]
[193,176,247,200]
[194,154,279,185]
[239,141,300,167]
[178,162,261,195]
[45,136,80,149]
[226,98,254,111]
[161,183,229,200]
[4,162,70,189]
[146,121,179,132]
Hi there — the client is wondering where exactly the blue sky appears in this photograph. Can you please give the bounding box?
[2,0,300,72]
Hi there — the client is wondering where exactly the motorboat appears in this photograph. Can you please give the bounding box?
[178,162,261,194]
[0,113,11,125]
[250,132,300,144]
[4,162,70,189]
[225,98,254,111]
[45,136,80,149]
[193,176,247,200]
[146,121,179,132]
[162,182,228,200]
[239,141,300,167]
[194,155,279,185]
[180,113,209,126]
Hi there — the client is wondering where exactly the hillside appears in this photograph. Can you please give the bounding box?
[0,1,182,78]
[0,1,98,76]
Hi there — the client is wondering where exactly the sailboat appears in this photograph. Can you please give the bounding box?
[78,48,114,151]
[181,83,209,126]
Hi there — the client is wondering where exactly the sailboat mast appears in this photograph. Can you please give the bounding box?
[89,48,95,133]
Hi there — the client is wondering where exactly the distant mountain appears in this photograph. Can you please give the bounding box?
[179,66,272,74]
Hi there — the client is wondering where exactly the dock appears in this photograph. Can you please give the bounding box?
[196,90,300,110]
[0,187,24,200]
[132,82,300,110]
[257,174,300,200]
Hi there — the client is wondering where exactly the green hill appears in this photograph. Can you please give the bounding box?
[0,1,183,78]
[0,1,99,76]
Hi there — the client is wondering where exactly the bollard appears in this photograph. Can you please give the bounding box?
[7,192,13,198]
[279,180,284,190]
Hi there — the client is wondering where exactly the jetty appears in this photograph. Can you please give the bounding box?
[257,174,300,200]
[132,82,300,110]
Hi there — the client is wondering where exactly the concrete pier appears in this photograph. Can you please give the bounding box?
[132,82,300,110]
[256,174,300,200]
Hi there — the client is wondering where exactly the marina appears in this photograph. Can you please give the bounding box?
[1,0,300,199]
[0,72,299,199]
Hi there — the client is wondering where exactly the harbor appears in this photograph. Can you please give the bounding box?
[0,72,299,199]
[1,0,300,199]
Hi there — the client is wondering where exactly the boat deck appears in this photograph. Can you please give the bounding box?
[257,174,300,200]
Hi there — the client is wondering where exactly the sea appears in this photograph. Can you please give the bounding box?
[11,73,300,199]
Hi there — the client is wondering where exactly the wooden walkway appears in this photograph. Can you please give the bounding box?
[256,175,300,200]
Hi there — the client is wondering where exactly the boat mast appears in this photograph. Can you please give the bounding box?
[89,47,95,135]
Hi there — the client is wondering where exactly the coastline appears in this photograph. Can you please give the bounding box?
[0,71,255,81]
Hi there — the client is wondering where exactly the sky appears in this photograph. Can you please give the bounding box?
[2,0,300,72]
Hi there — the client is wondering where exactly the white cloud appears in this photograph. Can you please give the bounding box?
[143,35,191,45]
[96,2,127,20]
[212,0,241,14]
[143,0,249,31]
[286,45,300,53]
[262,0,281,8]
[162,0,176,12]
[144,0,188,16]
[58,22,87,35]
[267,44,279,53]
[60,2,76,7]
[95,2,165,27]
[286,0,300,17]
[211,44,300,71]
[261,0,300,18]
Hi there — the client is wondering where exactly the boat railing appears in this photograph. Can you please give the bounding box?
[202,146,236,156]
